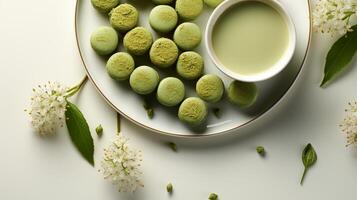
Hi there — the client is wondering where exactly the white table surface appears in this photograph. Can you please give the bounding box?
[1,0,357,199]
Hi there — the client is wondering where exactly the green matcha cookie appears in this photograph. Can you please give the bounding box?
[90,26,118,56]
[129,66,160,95]
[196,74,224,103]
[174,22,201,50]
[152,0,174,4]
[124,27,153,55]
[91,0,120,13]
[204,0,224,7]
[110,4,139,32]
[106,52,135,81]
[227,81,258,107]
[149,5,178,33]
[150,38,179,68]
[176,51,204,80]
[175,0,203,21]
[178,97,207,126]
[157,77,185,107]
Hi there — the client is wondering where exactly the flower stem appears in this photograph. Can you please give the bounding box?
[300,168,307,185]
[66,76,88,97]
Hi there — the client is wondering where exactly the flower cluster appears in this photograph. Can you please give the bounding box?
[26,82,68,136]
[100,135,143,192]
[340,101,357,146]
[313,0,357,35]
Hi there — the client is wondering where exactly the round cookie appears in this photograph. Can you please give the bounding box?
[106,52,135,81]
[150,38,179,68]
[173,22,201,50]
[149,5,178,33]
[204,0,224,7]
[124,27,153,55]
[157,77,185,107]
[110,3,139,32]
[227,81,258,107]
[91,0,120,13]
[175,0,203,21]
[129,66,160,95]
[152,0,174,4]
[178,97,207,126]
[176,51,204,80]
[196,74,224,103]
[90,26,118,56]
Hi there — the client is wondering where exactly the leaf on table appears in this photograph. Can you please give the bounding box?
[65,101,94,166]
[300,143,317,185]
[321,25,357,87]
[302,144,317,168]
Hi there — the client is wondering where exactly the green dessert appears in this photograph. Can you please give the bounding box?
[178,97,207,126]
[173,22,201,50]
[196,74,224,103]
[152,0,174,4]
[123,27,153,55]
[149,5,178,33]
[150,38,179,68]
[91,0,120,13]
[110,3,139,32]
[129,66,160,95]
[106,52,135,81]
[90,26,118,56]
[175,0,203,21]
[157,77,185,107]
[204,0,224,7]
[176,51,204,80]
[227,80,258,107]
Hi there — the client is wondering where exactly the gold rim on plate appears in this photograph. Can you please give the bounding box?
[74,0,312,138]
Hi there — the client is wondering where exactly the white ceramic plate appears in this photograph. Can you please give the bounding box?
[75,0,311,137]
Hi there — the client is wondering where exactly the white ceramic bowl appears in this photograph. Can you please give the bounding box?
[205,0,296,82]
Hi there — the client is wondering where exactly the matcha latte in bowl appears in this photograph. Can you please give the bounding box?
[206,0,296,82]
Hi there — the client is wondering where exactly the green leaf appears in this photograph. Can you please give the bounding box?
[65,101,94,166]
[300,143,317,185]
[321,25,357,87]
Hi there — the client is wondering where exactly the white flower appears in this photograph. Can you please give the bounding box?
[26,82,68,136]
[100,135,143,192]
[340,101,357,146]
[313,0,357,35]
